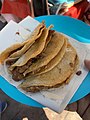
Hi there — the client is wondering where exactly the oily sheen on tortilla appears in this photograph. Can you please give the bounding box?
[19,43,79,92]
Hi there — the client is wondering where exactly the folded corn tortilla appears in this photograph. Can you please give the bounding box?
[24,32,65,75]
[19,43,79,92]
[9,23,45,59]
[10,25,53,71]
[31,37,67,76]
[0,21,45,64]
[6,30,55,81]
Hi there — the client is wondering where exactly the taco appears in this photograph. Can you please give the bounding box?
[31,37,68,76]
[9,25,53,71]
[5,26,54,81]
[19,43,79,92]
[0,21,45,64]
[24,32,66,76]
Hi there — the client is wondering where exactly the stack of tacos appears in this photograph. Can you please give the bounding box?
[0,22,79,92]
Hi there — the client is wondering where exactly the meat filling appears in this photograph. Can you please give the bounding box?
[10,57,41,81]
[11,59,32,81]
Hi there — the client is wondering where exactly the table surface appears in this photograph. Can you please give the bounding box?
[1,89,90,120]
[0,15,90,108]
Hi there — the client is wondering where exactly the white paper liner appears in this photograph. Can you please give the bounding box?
[0,16,90,113]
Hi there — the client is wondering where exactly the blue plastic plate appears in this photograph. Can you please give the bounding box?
[0,15,90,107]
